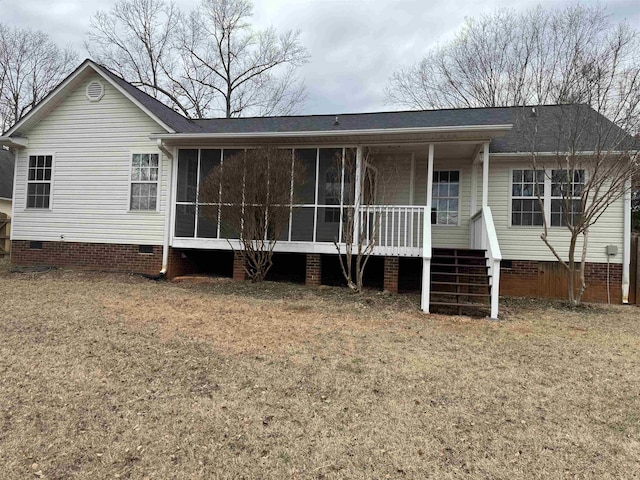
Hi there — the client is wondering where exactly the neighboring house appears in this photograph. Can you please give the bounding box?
[0,60,633,318]
[0,148,14,217]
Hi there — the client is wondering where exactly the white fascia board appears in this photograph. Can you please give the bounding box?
[3,59,175,137]
[491,150,637,157]
[151,124,513,141]
[0,137,28,148]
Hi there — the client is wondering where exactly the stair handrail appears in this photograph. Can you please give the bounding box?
[480,206,501,319]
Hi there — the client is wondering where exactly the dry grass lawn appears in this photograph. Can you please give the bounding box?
[1,258,639,479]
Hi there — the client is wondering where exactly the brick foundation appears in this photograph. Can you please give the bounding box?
[305,253,321,286]
[11,240,162,275]
[233,251,248,281]
[500,260,623,303]
[383,256,399,293]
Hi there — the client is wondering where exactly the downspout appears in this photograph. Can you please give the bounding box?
[622,177,631,304]
[158,139,174,277]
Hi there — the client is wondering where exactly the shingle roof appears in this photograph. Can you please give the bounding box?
[188,105,629,153]
[191,108,515,134]
[89,63,630,153]
[0,149,14,199]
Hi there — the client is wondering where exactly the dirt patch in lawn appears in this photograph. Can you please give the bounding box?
[99,289,411,355]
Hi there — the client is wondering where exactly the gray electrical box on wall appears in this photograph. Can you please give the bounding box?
[606,245,618,256]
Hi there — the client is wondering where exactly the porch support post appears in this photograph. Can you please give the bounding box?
[353,146,363,248]
[421,143,434,313]
[482,142,490,208]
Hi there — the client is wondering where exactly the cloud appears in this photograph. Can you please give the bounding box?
[2,0,639,115]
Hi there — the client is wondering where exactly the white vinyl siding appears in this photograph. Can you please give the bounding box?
[11,73,169,245]
[489,157,623,264]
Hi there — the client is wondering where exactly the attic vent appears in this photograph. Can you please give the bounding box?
[86,80,104,102]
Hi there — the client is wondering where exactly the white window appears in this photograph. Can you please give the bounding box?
[511,169,545,226]
[27,155,52,209]
[510,168,586,227]
[130,153,159,210]
[431,170,459,225]
[551,169,585,227]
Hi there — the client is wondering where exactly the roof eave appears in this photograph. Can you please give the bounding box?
[0,136,27,148]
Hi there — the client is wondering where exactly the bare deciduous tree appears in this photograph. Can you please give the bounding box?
[386,4,631,110]
[333,149,398,293]
[199,147,305,281]
[0,24,77,133]
[180,0,309,118]
[524,104,639,306]
[84,0,200,116]
[86,0,309,119]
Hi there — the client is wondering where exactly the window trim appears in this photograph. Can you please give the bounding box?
[128,151,162,213]
[508,167,586,228]
[431,169,461,227]
[24,152,55,211]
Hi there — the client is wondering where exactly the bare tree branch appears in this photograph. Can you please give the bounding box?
[0,24,78,133]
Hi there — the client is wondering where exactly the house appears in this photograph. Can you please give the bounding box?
[0,59,633,318]
[0,148,13,217]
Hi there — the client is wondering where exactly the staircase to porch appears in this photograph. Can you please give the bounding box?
[429,248,492,315]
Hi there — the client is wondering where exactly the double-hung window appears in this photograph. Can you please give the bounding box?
[431,170,459,225]
[511,169,545,226]
[130,153,159,211]
[510,168,585,227]
[27,155,53,209]
[551,169,585,227]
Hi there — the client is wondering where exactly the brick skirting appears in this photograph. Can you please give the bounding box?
[11,240,162,275]
[500,260,623,303]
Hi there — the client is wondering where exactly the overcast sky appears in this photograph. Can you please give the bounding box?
[2,0,639,115]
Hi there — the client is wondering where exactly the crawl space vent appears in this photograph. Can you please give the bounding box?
[85,80,105,102]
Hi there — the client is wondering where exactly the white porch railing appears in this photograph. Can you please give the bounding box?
[358,205,426,257]
[470,206,502,319]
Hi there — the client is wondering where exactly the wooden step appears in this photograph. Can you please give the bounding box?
[430,301,490,307]
[431,281,490,287]
[431,272,491,278]
[431,291,491,298]
[431,263,489,269]
[432,248,485,256]
[431,255,488,261]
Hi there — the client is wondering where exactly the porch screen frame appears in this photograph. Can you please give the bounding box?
[173,146,355,243]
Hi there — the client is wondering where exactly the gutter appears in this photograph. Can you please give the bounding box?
[158,141,174,277]
[150,124,513,141]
